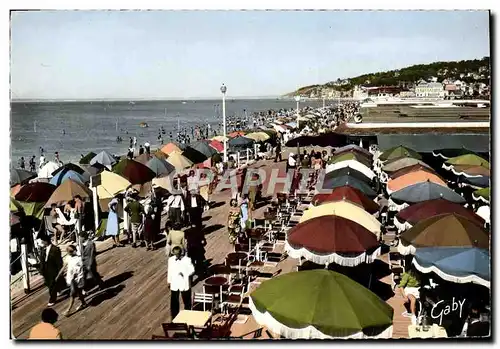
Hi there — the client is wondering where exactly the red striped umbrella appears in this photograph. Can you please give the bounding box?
[285,215,381,266]
[312,185,379,214]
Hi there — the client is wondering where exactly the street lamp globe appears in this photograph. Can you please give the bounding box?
[294,95,301,102]
[220,84,227,94]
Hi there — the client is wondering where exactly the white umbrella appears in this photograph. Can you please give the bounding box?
[476,205,490,225]
[38,161,61,179]
[325,160,375,180]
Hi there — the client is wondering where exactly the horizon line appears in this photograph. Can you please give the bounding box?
[10,95,291,103]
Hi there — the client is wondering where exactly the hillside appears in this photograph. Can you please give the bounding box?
[286,57,490,98]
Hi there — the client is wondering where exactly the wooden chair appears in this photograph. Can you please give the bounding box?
[194,304,242,339]
[161,322,192,339]
[193,293,215,312]
[231,327,264,339]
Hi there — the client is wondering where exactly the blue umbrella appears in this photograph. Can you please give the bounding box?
[229,136,255,149]
[413,247,490,288]
[460,175,490,189]
[49,170,86,186]
[390,180,465,204]
[90,150,117,167]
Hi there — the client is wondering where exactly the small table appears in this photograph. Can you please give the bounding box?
[408,324,448,339]
[173,310,212,328]
[204,276,228,304]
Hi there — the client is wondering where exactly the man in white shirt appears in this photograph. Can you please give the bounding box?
[167,246,195,319]
[187,170,198,192]
[166,194,185,226]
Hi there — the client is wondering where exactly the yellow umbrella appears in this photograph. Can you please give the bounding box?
[96,171,132,199]
[299,201,381,236]
[166,151,194,172]
[211,135,228,142]
[245,132,270,142]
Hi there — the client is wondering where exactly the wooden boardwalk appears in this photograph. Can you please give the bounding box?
[11,156,410,340]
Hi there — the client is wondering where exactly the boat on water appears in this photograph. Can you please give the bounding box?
[182,101,187,104]
[139,122,149,128]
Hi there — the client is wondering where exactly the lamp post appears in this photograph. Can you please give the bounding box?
[221,83,227,162]
[294,95,301,129]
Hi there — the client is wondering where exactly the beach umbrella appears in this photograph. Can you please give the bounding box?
[153,150,168,160]
[134,153,152,165]
[388,164,437,180]
[386,170,447,195]
[152,175,175,192]
[44,179,92,208]
[394,198,484,232]
[146,156,175,177]
[432,148,475,160]
[381,157,431,173]
[472,187,490,204]
[459,175,489,189]
[325,160,375,180]
[286,215,381,266]
[334,144,372,157]
[312,186,379,214]
[15,182,56,202]
[329,152,372,168]
[249,269,394,339]
[112,159,156,185]
[447,164,489,178]
[17,201,46,220]
[299,201,381,235]
[165,151,193,172]
[160,142,185,155]
[190,141,218,158]
[398,213,489,255]
[80,164,106,177]
[49,169,86,186]
[476,206,490,225]
[444,154,489,170]
[228,131,246,138]
[90,150,117,167]
[324,167,372,184]
[10,198,24,213]
[245,131,271,142]
[10,168,36,186]
[412,247,490,288]
[321,175,377,198]
[379,145,421,162]
[390,181,465,205]
[286,121,297,129]
[182,147,208,164]
[51,163,86,177]
[208,139,224,152]
[96,171,132,199]
[211,135,228,142]
[38,161,61,179]
[10,184,21,197]
[273,124,288,133]
[79,152,97,165]
[229,136,255,149]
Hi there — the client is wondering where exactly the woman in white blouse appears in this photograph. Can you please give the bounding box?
[56,245,87,316]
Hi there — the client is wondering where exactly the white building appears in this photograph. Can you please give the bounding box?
[415,82,445,98]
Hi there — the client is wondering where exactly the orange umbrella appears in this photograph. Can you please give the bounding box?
[228,131,246,138]
[209,139,224,152]
[161,142,182,155]
[387,170,447,194]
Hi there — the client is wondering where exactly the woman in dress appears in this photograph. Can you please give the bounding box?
[105,198,123,247]
[240,194,249,232]
[227,199,241,245]
[143,204,156,250]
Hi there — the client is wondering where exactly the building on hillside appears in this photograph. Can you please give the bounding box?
[444,84,463,99]
[415,82,445,98]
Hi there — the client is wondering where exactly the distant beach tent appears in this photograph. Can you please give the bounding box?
[44,179,92,207]
[161,142,183,155]
[165,151,193,173]
[79,152,97,165]
[49,169,86,186]
[38,161,62,179]
[146,157,175,177]
[10,167,36,186]
[90,150,117,167]
[96,171,132,199]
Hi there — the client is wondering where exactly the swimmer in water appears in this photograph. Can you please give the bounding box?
[62,129,65,135]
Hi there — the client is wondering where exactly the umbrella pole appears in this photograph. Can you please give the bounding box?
[92,187,99,234]
[20,238,30,294]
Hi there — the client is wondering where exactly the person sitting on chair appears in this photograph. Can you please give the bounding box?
[397,266,421,325]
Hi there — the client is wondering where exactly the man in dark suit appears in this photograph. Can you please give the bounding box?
[39,236,63,306]
[80,231,104,293]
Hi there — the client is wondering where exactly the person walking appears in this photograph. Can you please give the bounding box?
[80,231,105,293]
[166,222,187,256]
[227,199,241,245]
[143,204,156,250]
[105,198,123,247]
[19,157,25,169]
[58,245,87,317]
[39,236,64,307]
[29,155,36,172]
[124,195,144,247]
[28,308,62,339]
[274,141,282,162]
[167,246,195,320]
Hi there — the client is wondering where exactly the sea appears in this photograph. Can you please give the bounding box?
[10,98,325,164]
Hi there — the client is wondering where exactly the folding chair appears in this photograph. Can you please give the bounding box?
[161,323,192,339]
[192,293,215,312]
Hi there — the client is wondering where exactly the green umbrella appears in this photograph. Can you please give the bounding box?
[18,201,46,220]
[444,154,490,169]
[249,270,394,339]
[329,152,371,167]
[472,187,490,204]
[79,151,97,165]
[379,145,421,162]
[10,198,23,213]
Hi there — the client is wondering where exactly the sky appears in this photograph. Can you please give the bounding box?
[10,10,490,100]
